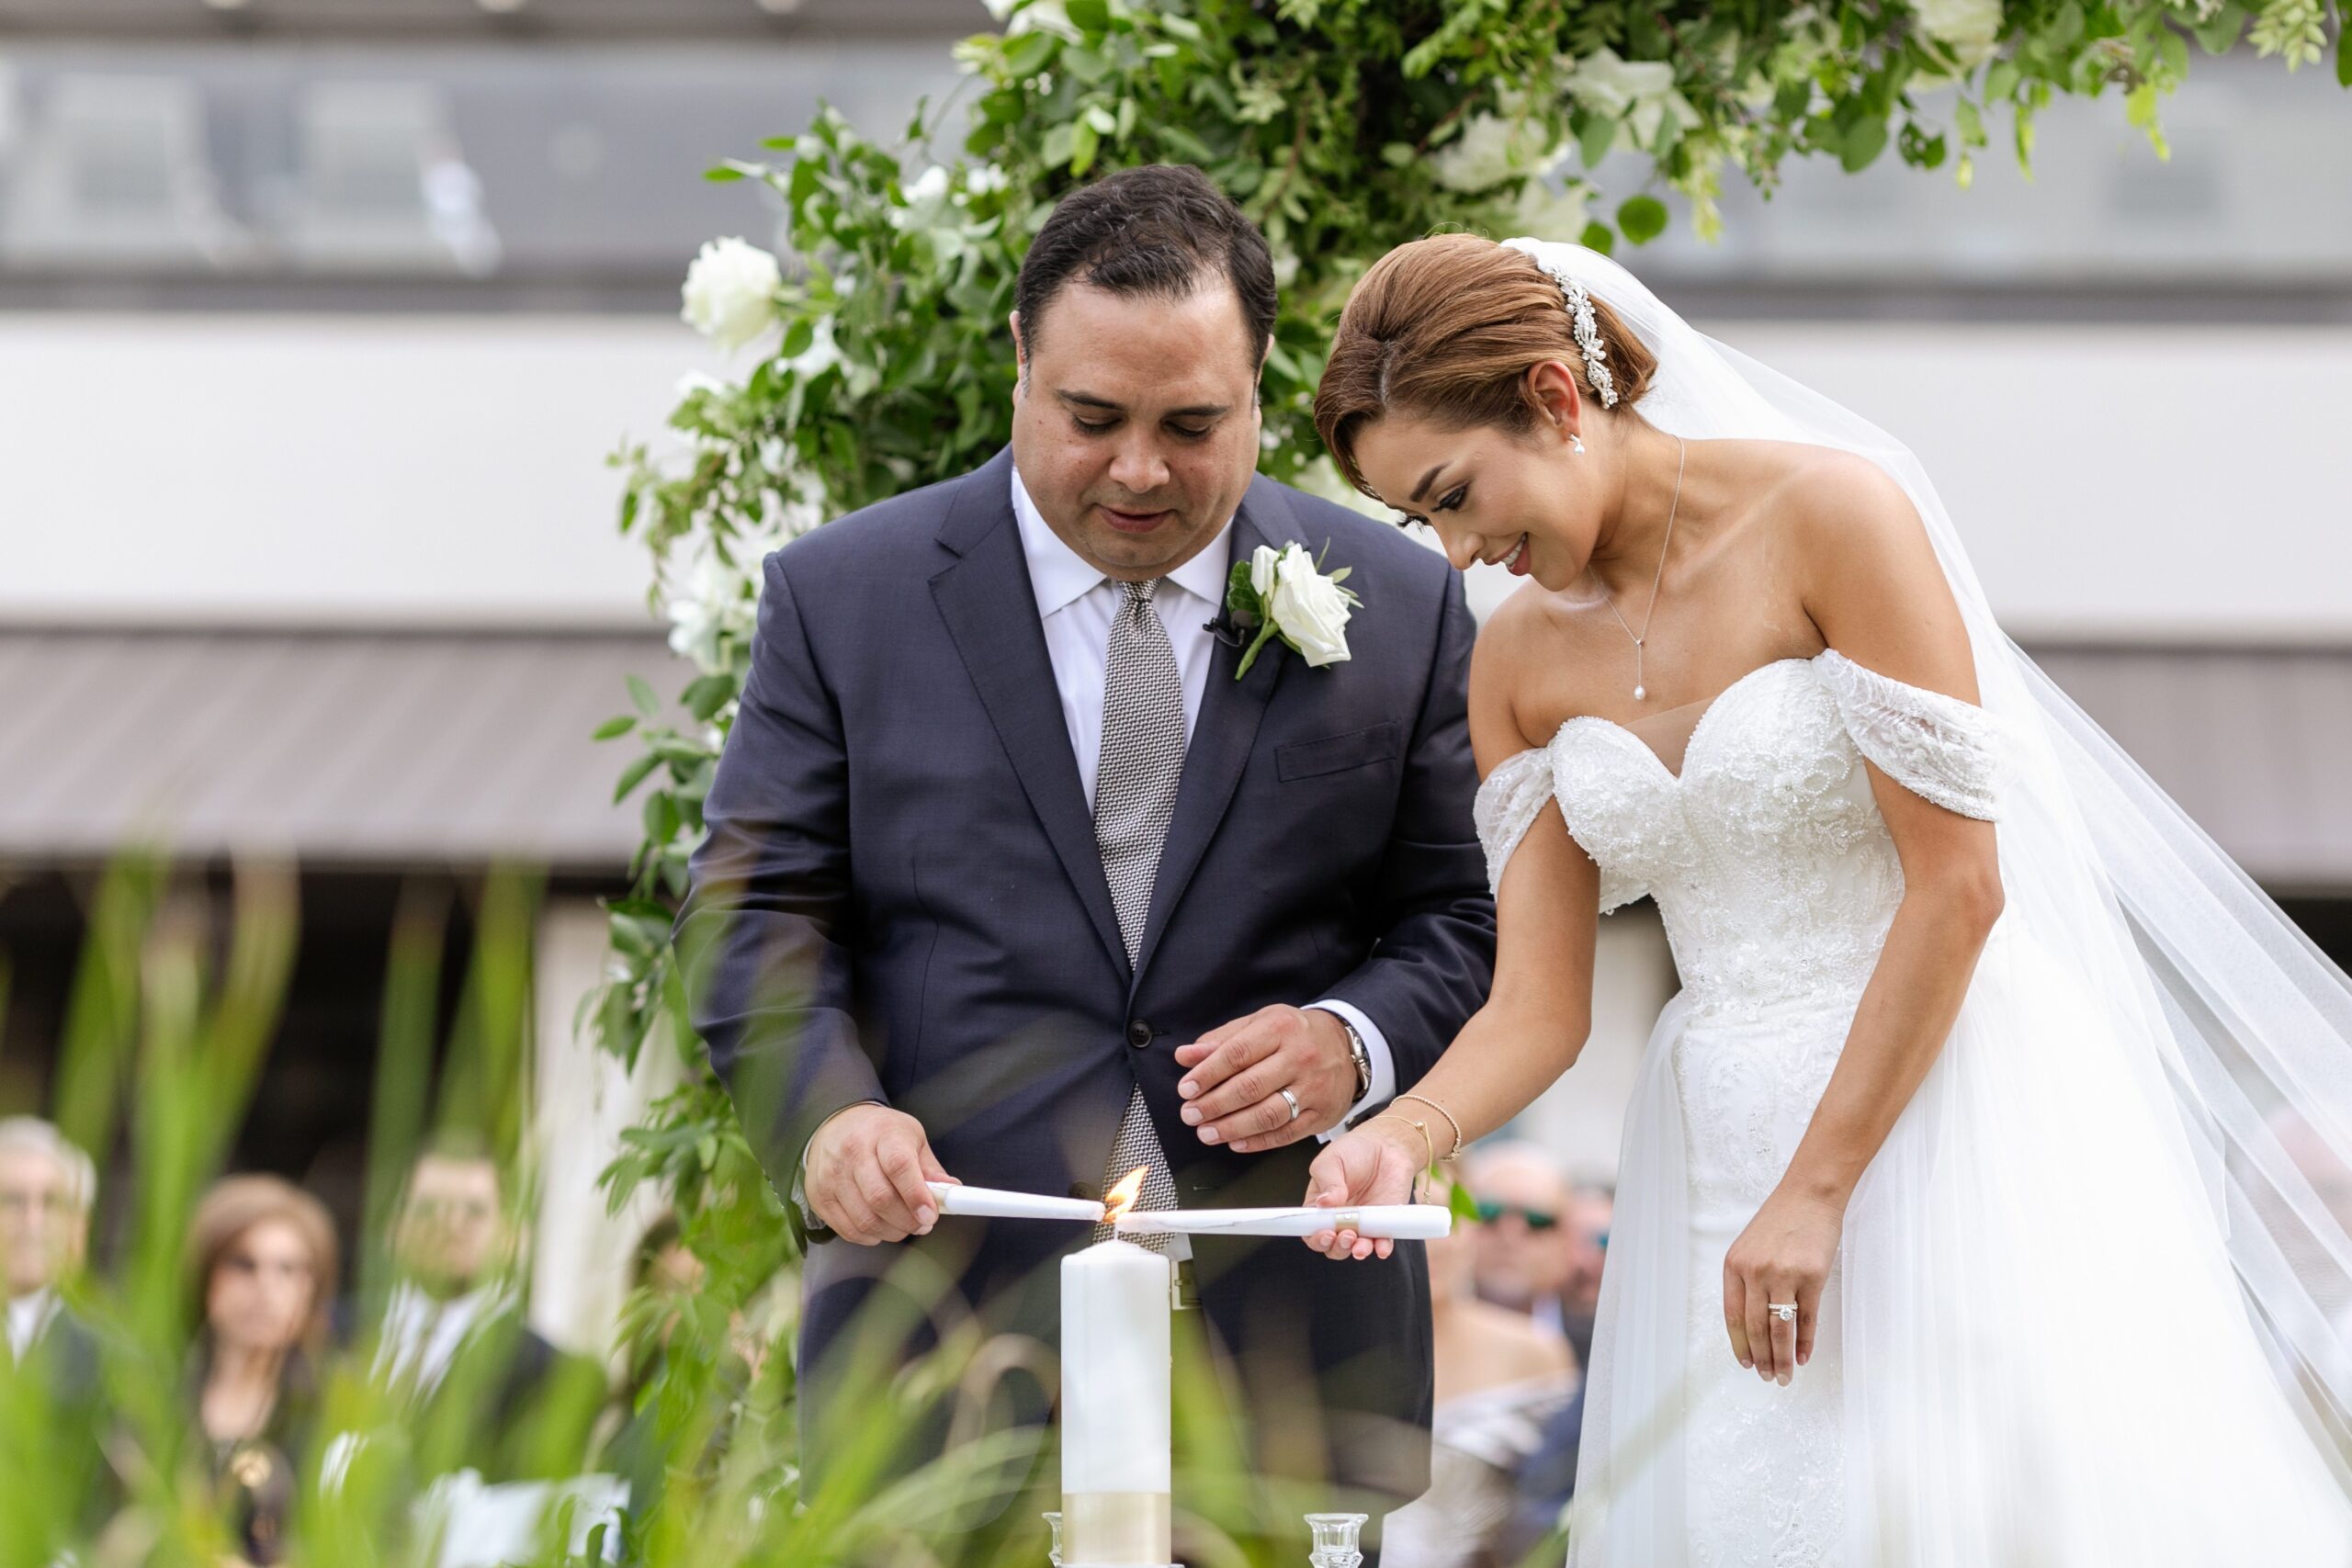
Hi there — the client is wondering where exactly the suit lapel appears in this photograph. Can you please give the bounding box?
[1132,476,1308,984]
[931,451,1129,976]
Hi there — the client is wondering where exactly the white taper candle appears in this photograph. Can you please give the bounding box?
[927,1181,1105,1224]
[1113,1203,1452,1240]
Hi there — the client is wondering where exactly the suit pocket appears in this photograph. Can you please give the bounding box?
[1276,721,1402,781]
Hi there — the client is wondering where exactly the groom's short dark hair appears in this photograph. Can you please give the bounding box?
[1016,164,1275,371]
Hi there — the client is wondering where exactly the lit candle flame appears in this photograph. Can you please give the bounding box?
[1102,1165,1147,1225]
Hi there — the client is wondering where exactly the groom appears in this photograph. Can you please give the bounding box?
[679,164,1494,1521]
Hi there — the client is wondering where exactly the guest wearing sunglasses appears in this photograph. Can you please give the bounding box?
[1462,1144,1576,1337]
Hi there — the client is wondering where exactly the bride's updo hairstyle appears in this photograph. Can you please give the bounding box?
[1314,233,1657,497]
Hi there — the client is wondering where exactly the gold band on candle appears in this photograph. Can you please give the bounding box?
[1332,1209,1361,1232]
[1060,1491,1172,1565]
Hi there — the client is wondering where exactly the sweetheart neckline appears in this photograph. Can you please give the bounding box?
[1553,653,1826,784]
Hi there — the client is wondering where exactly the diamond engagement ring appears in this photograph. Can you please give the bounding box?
[1768,1303,1799,1323]
[1280,1088,1302,1122]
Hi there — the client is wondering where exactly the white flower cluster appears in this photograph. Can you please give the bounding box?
[1559,49,1701,150]
[662,505,817,677]
[1433,96,1571,195]
[680,236,784,354]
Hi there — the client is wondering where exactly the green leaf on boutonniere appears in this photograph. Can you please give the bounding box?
[1225,558,1262,617]
[1447,1174,1480,1223]
[1225,557,1282,679]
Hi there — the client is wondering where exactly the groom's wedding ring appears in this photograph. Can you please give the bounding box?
[1768,1303,1799,1323]
[1280,1087,1303,1122]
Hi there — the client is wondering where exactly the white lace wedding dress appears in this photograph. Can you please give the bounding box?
[1475,649,2352,1567]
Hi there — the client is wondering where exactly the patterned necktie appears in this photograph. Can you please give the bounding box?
[1092,578,1184,1250]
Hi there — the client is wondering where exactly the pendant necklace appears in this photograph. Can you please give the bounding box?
[1600,435,1686,702]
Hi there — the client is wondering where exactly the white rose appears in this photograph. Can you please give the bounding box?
[1433,104,1571,195]
[1433,114,1518,193]
[1268,545,1353,669]
[1250,543,1282,601]
[1560,48,1700,147]
[963,162,1011,197]
[1912,0,2002,64]
[680,236,783,354]
[1561,48,1675,118]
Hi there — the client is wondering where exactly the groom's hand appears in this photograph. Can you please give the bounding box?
[803,1104,955,1246]
[1174,1005,1358,1153]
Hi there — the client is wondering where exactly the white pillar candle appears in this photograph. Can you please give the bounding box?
[1060,1238,1171,1566]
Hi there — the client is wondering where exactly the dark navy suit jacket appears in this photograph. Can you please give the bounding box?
[680,446,1496,1502]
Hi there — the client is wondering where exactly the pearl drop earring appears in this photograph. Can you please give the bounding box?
[1570,433,1586,455]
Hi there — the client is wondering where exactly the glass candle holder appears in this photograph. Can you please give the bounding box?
[1305,1511,1368,1568]
[1042,1509,1063,1568]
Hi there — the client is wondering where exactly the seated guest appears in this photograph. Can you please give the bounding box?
[1500,1382,1585,1563]
[1382,1179,1577,1568]
[0,1117,106,1546]
[188,1174,339,1566]
[371,1134,600,1481]
[1,1115,99,1371]
[1463,1142,1576,1335]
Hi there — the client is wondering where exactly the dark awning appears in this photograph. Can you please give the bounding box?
[0,626,686,871]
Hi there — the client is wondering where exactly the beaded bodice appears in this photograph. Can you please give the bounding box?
[1474,650,2002,1017]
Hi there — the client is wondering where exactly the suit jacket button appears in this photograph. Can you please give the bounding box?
[1126,1020,1153,1049]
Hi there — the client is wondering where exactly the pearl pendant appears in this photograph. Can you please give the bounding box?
[1634,684,1645,700]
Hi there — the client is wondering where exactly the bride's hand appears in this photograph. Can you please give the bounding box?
[1301,1116,1425,1261]
[1722,1186,1844,1385]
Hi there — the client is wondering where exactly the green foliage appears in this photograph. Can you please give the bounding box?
[587,0,2348,1548]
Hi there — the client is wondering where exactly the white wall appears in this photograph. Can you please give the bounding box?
[0,313,715,626]
[1728,321,2352,642]
[5,312,2350,640]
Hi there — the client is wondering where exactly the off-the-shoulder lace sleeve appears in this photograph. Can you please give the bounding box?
[1816,649,2004,820]
[1474,748,1557,897]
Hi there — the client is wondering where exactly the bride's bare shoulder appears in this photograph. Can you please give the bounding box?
[1753,443,1927,556]
[1750,443,1971,668]
[1470,586,1591,761]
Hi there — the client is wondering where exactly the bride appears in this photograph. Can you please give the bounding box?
[1297,233,2352,1566]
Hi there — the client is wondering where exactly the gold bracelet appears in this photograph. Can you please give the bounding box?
[1394,1093,1465,1161]
[1370,1111,1435,1170]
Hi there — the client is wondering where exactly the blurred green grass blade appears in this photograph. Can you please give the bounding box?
[52,850,166,1160]
[362,882,449,1310]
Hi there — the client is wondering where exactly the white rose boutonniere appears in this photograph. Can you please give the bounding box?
[1226,541,1360,678]
[680,236,784,354]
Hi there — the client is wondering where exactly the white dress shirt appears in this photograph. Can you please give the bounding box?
[1011,468,1396,1134]
[374,1280,499,1398]
[5,1288,59,1363]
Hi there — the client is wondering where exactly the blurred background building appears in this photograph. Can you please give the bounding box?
[0,1,2346,1344]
